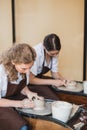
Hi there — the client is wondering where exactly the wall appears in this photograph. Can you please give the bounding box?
[0,0,12,52]
[0,0,84,81]
[15,0,84,81]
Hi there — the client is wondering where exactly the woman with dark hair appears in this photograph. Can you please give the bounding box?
[29,33,67,100]
[0,43,40,130]
[43,33,61,51]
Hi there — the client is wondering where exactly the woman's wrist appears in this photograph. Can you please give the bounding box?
[13,100,22,108]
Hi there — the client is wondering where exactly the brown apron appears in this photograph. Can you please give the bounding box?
[29,53,59,100]
[0,78,28,130]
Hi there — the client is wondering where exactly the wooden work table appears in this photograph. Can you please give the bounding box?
[17,99,73,130]
[19,109,73,130]
[18,82,87,130]
[24,116,72,130]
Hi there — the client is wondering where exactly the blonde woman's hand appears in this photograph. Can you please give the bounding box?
[27,91,39,100]
[21,98,34,108]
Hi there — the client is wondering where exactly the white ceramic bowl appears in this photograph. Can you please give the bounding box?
[33,98,45,110]
[66,81,76,89]
[52,101,72,122]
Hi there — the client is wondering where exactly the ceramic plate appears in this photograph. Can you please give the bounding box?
[53,82,83,92]
[16,102,52,116]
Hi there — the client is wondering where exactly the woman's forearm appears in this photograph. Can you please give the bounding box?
[30,77,66,87]
[29,72,66,87]
[52,72,65,80]
[0,98,21,107]
[0,98,34,109]
[29,72,53,85]
[30,76,55,85]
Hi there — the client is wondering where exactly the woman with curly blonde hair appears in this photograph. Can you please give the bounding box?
[0,43,39,130]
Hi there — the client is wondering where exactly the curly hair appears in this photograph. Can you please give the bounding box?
[0,43,36,81]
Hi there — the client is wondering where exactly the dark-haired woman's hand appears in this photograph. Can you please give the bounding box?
[52,79,66,88]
